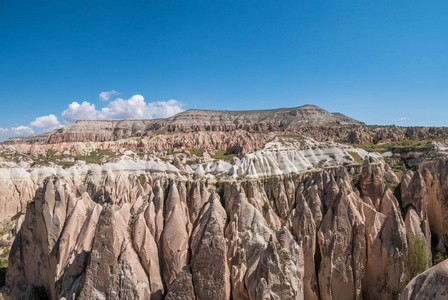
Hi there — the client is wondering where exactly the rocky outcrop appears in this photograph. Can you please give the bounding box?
[79,204,119,299]
[401,170,432,265]
[401,259,448,300]
[190,194,230,300]
[165,266,195,300]
[4,158,448,299]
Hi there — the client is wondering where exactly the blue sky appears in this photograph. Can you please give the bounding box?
[1,1,448,139]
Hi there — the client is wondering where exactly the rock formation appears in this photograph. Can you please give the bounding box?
[401,259,448,300]
[0,159,426,299]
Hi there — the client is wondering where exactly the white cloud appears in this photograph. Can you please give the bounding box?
[62,101,99,123]
[0,128,9,136]
[11,126,34,136]
[399,117,407,121]
[147,99,185,118]
[99,90,118,101]
[30,114,62,131]
[99,95,183,120]
[99,95,147,119]
[61,95,184,123]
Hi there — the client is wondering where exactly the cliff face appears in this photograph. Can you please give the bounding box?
[2,159,438,300]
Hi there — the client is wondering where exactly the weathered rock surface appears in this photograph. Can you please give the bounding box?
[401,259,448,300]
[3,158,448,299]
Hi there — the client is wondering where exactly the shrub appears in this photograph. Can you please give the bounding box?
[137,174,146,186]
[432,247,448,265]
[404,234,429,285]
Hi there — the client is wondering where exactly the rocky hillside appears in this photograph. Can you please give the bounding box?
[5,105,363,144]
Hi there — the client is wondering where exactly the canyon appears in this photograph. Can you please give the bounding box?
[0,105,447,299]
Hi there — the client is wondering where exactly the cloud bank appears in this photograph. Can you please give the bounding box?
[0,92,184,140]
[63,95,183,123]
[11,126,34,136]
[30,114,63,131]
[62,101,99,123]
[0,128,9,136]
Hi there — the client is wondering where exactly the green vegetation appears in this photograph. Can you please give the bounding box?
[432,247,448,265]
[73,149,116,165]
[97,149,117,158]
[316,159,327,168]
[347,151,363,163]
[137,174,146,186]
[73,151,101,164]
[392,164,403,172]
[212,150,237,161]
[236,173,246,180]
[386,183,398,192]
[32,149,117,168]
[263,201,270,211]
[390,139,434,153]
[189,148,204,157]
[384,157,403,172]
[357,143,389,154]
[127,200,148,254]
[404,234,429,285]
[276,242,291,273]
[357,139,434,155]
[85,207,92,218]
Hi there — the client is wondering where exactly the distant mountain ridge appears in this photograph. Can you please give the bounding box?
[5,104,363,144]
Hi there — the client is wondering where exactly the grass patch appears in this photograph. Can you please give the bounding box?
[32,149,118,167]
[212,150,237,161]
[347,151,363,163]
[357,143,389,154]
[189,148,204,157]
[384,157,403,172]
[357,139,434,155]
[137,174,146,186]
[73,151,101,164]
[390,139,434,153]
